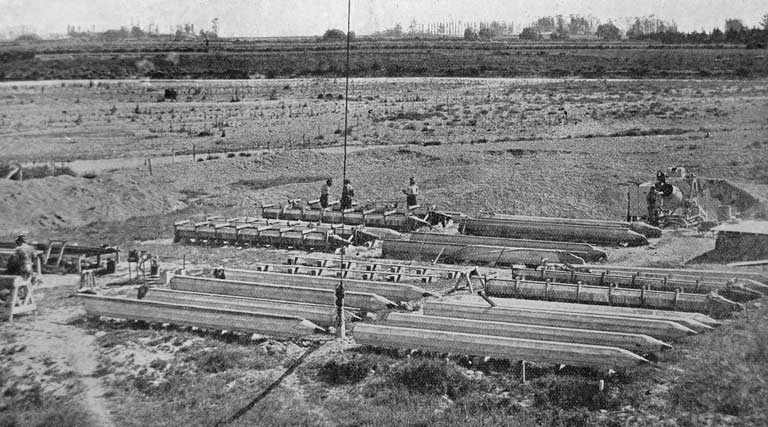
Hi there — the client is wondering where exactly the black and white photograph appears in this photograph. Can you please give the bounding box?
[1,1,767,425]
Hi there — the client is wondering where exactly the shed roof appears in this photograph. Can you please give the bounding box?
[712,221,768,236]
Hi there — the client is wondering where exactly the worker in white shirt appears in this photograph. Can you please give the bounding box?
[402,177,419,207]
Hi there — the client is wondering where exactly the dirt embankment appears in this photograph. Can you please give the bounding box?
[0,173,186,238]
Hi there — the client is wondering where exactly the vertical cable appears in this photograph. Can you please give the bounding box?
[337,0,352,339]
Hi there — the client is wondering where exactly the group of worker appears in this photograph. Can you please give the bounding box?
[319,177,420,209]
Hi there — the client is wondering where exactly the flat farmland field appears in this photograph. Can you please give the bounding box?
[0,77,766,238]
[2,75,768,427]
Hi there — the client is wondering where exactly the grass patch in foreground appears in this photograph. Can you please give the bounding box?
[0,370,96,427]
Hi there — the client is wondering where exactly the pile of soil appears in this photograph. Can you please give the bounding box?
[0,174,186,238]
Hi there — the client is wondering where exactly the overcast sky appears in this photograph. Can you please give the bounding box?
[1,0,766,37]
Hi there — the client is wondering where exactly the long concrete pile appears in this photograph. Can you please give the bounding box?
[173,217,383,251]
[261,201,443,232]
[383,312,671,353]
[357,284,727,369]
[213,268,435,303]
[169,275,396,311]
[144,288,360,327]
[409,232,608,262]
[491,214,663,238]
[382,239,586,266]
[76,294,324,337]
[464,296,718,330]
[423,300,695,340]
[581,264,768,294]
[511,267,762,301]
[354,324,649,369]
[458,217,649,246]
[482,277,741,315]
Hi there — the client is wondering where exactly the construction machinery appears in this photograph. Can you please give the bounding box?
[627,167,710,229]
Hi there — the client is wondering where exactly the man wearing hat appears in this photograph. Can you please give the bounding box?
[6,235,36,279]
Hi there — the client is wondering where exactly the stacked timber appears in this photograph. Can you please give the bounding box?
[173,217,381,251]
[512,267,762,301]
[76,294,324,337]
[409,232,607,262]
[491,214,662,238]
[482,276,741,315]
[581,264,768,294]
[354,324,649,369]
[382,239,585,266]
[458,217,649,247]
[143,288,359,327]
[210,268,435,303]
[169,275,396,312]
[260,201,447,232]
[423,299,695,340]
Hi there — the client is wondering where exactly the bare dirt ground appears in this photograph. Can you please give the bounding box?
[1,77,767,426]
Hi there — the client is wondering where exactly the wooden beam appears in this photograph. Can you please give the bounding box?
[76,294,323,338]
[385,312,671,354]
[353,324,649,369]
[423,300,695,340]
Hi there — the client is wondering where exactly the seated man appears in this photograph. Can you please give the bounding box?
[6,235,36,280]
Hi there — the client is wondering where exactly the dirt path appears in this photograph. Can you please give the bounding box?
[6,278,114,427]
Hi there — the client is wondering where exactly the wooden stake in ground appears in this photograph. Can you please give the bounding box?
[336,281,345,338]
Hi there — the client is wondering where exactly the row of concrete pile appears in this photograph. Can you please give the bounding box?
[260,200,448,232]
[287,255,464,279]
[77,268,424,338]
[490,214,663,238]
[173,216,397,251]
[356,293,721,369]
[281,255,747,316]
[77,254,760,370]
[481,276,740,316]
[383,239,588,266]
[408,232,608,261]
[510,267,765,303]
[227,262,438,284]
[458,216,654,246]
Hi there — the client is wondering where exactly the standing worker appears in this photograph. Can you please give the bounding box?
[646,187,659,227]
[340,179,354,210]
[402,177,419,207]
[5,235,36,279]
[320,178,333,208]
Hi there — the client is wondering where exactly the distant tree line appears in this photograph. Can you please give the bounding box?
[626,18,768,48]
